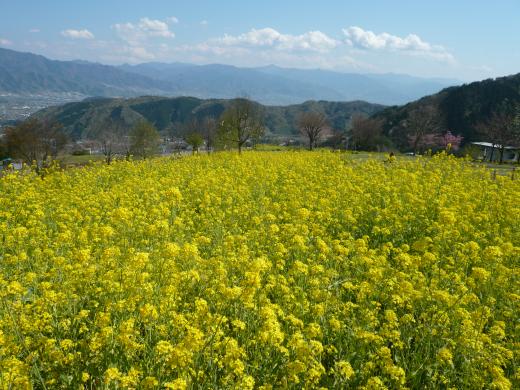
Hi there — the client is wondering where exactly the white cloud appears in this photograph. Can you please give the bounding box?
[38,23,462,77]
[216,27,339,52]
[123,46,156,61]
[0,38,12,46]
[61,29,95,40]
[29,28,40,33]
[343,26,454,62]
[139,18,174,37]
[162,27,377,71]
[200,20,208,26]
[170,40,373,71]
[113,18,174,46]
[109,18,176,63]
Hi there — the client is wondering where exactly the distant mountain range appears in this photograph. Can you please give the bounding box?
[33,96,384,140]
[0,48,458,106]
[117,62,457,105]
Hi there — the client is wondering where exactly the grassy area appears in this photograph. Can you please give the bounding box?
[58,153,107,166]
[472,161,519,178]
[345,151,519,177]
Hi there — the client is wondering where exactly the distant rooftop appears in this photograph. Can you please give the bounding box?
[471,142,519,150]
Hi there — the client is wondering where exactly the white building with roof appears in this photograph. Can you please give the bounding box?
[471,142,519,163]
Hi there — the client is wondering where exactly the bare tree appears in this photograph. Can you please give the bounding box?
[120,135,132,161]
[183,117,200,136]
[350,114,387,151]
[476,109,516,164]
[4,118,67,172]
[201,116,217,153]
[96,118,126,164]
[514,105,520,163]
[323,129,347,150]
[218,98,264,154]
[98,131,118,164]
[406,105,441,154]
[165,122,182,141]
[298,111,328,150]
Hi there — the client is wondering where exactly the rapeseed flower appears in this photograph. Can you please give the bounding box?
[0,151,518,388]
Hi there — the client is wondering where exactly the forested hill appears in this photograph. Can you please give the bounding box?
[33,96,385,140]
[376,73,520,149]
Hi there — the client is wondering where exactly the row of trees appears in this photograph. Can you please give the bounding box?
[167,100,329,153]
[308,101,518,159]
[100,100,520,160]
[0,101,444,172]
[96,119,162,164]
[0,99,266,170]
[5,98,518,169]
[0,97,412,167]
[174,98,264,154]
[156,98,520,160]
[0,119,163,171]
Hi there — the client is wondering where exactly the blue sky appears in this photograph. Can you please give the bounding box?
[0,0,518,81]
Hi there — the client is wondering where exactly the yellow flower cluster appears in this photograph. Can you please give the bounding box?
[0,152,519,389]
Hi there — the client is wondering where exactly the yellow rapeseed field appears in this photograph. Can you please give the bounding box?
[0,151,519,389]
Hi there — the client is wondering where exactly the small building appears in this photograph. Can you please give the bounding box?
[471,142,520,163]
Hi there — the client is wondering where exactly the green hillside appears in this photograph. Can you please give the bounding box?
[376,73,520,149]
[34,96,385,140]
